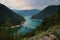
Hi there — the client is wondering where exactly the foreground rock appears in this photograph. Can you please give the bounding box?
[28,29,60,40]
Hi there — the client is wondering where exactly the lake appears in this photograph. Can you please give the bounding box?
[18,16,42,35]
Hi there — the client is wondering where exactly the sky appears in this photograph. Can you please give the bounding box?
[0,0,60,10]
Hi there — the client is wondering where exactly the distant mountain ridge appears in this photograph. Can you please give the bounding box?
[31,5,60,19]
[12,9,40,16]
[0,3,25,27]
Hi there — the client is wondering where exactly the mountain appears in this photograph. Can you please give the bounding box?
[0,3,25,27]
[31,5,59,19]
[12,9,40,16]
[40,5,60,30]
[27,5,60,40]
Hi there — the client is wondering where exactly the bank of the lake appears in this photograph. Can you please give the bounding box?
[18,16,42,35]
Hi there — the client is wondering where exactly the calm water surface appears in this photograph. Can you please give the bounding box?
[18,16,42,35]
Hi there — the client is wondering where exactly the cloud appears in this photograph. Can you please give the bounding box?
[27,0,60,10]
[0,0,32,10]
[0,0,60,10]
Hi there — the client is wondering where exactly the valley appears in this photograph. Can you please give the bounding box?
[0,3,60,40]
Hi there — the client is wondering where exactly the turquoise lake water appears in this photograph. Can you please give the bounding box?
[18,16,42,35]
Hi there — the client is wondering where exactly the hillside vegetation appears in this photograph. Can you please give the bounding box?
[0,3,25,27]
[27,5,60,40]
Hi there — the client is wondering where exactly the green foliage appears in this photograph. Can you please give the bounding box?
[0,3,25,27]
[0,24,25,40]
[27,5,60,39]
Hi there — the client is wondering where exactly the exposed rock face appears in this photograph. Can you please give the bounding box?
[28,33,59,40]
[28,29,60,40]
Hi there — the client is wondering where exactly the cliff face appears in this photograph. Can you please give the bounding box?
[0,4,25,27]
[31,5,60,19]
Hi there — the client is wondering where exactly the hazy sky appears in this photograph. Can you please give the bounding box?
[0,0,60,10]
